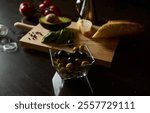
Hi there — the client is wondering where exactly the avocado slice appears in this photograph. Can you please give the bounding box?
[51,30,61,42]
[41,32,50,43]
[65,28,74,41]
[42,31,58,43]
[42,28,74,44]
[55,29,67,44]
[55,28,74,44]
[39,16,72,31]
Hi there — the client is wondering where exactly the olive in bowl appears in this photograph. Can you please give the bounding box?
[49,45,95,80]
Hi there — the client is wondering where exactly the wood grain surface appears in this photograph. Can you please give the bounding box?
[20,22,119,67]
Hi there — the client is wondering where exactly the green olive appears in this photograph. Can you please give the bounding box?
[59,58,67,64]
[59,67,66,74]
[56,59,61,64]
[72,46,79,52]
[57,63,64,69]
[81,60,90,66]
[79,45,85,51]
[66,63,74,72]
[75,58,82,65]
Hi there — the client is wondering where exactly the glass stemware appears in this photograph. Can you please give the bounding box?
[49,44,95,95]
[49,44,95,80]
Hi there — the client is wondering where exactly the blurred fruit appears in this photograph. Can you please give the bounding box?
[19,0,61,18]
[57,50,68,58]
[67,57,76,64]
[44,9,51,16]
[81,61,90,66]
[72,51,82,58]
[66,63,74,72]
[75,58,82,65]
[49,5,57,10]
[39,0,52,12]
[59,58,67,64]
[57,63,64,69]
[73,46,79,52]
[49,5,60,16]
[79,45,85,51]
[80,51,87,59]
[43,0,52,7]
[19,2,35,17]
[73,50,87,59]
[38,1,60,16]
[59,67,66,74]
[39,3,47,13]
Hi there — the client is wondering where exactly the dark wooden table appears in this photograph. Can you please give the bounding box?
[0,0,150,96]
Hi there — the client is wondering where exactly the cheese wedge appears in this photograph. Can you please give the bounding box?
[77,19,93,37]
[92,20,144,38]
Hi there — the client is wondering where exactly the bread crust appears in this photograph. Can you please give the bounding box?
[92,20,144,38]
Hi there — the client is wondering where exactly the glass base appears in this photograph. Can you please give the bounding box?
[52,72,64,96]
[52,72,93,96]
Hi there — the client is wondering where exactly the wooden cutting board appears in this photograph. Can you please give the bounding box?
[19,22,119,67]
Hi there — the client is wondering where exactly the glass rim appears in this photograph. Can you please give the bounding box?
[49,44,95,66]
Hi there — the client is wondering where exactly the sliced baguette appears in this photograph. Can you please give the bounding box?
[92,20,144,38]
[77,19,93,37]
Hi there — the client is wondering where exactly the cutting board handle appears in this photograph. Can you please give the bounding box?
[14,22,35,31]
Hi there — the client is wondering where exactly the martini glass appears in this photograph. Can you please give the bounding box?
[49,44,95,95]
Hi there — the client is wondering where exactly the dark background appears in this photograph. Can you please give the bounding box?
[0,0,150,96]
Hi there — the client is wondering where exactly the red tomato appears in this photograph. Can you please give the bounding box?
[44,9,51,16]
[19,2,35,17]
[49,5,58,11]
[43,0,52,6]
[49,5,61,16]
[49,8,60,16]
[39,3,47,13]
[39,0,52,14]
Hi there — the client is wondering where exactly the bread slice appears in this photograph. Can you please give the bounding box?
[77,19,93,37]
[92,20,144,38]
